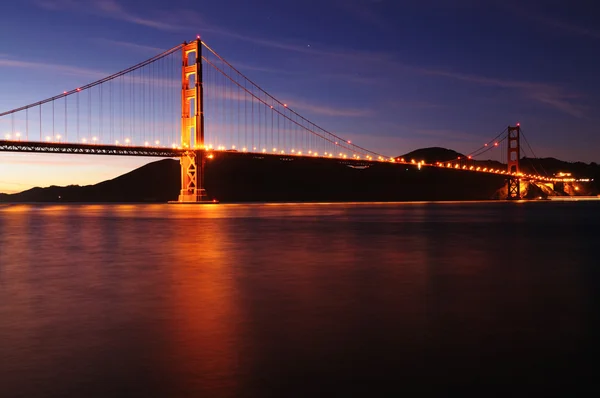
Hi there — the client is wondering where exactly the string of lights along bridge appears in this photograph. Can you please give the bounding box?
[0,37,578,202]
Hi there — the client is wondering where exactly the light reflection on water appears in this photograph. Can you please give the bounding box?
[0,202,598,396]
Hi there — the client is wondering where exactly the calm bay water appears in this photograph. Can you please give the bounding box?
[0,202,599,396]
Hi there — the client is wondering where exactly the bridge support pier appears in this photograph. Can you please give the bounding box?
[175,38,213,203]
[507,125,521,200]
[178,150,209,202]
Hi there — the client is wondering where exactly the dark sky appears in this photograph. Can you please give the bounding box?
[0,0,599,191]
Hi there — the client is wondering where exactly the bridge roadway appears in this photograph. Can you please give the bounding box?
[0,139,183,158]
[0,139,589,184]
[0,139,379,166]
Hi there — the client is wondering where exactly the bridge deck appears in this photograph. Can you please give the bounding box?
[0,140,184,157]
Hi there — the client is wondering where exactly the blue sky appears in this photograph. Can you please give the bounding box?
[1,0,599,193]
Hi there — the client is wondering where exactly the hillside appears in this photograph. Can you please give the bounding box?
[399,147,465,163]
[2,159,180,202]
[400,147,599,182]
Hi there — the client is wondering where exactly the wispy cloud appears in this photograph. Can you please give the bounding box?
[322,72,387,86]
[413,128,487,142]
[334,0,395,33]
[204,85,375,118]
[388,99,444,110]
[93,0,180,30]
[93,38,166,54]
[535,15,600,40]
[33,0,186,31]
[288,99,375,118]
[0,53,179,91]
[417,68,587,118]
[0,56,107,79]
[504,1,600,41]
[230,61,306,77]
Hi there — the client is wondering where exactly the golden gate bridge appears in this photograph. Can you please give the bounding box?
[0,38,579,201]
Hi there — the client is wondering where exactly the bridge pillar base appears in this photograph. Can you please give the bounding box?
[507,177,521,200]
[176,188,214,203]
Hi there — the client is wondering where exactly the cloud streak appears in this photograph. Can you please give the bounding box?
[0,56,108,79]
[205,85,375,118]
[536,15,600,40]
[417,68,587,118]
[505,1,600,41]
[289,99,375,118]
[34,0,185,31]
[93,38,166,54]
[334,0,395,33]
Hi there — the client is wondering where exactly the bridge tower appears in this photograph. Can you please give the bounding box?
[507,125,520,200]
[178,38,209,203]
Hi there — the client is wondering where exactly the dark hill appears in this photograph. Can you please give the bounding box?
[520,157,596,177]
[399,148,599,186]
[3,159,180,202]
[399,147,465,163]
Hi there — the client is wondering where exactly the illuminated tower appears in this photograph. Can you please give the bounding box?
[507,125,520,200]
[178,38,209,202]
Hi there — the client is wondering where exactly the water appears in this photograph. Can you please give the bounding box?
[0,202,598,396]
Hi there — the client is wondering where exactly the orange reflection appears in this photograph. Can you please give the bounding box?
[165,219,242,396]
